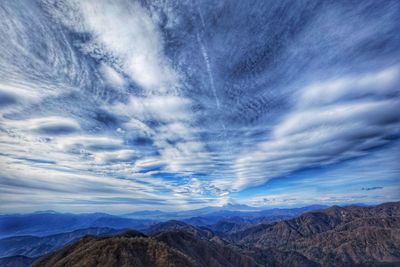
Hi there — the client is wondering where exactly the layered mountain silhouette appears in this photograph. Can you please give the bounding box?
[24,202,400,267]
[0,205,326,239]
[0,227,121,258]
[0,212,153,238]
[123,204,328,227]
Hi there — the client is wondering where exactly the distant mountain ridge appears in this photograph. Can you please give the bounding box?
[0,227,121,258]
[121,203,260,220]
[0,204,327,238]
[184,204,329,227]
[0,212,153,238]
[122,204,328,222]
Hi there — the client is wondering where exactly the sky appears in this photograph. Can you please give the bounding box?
[0,0,399,214]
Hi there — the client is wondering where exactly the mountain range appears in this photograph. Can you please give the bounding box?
[0,204,325,262]
[1,202,399,266]
[0,227,121,258]
[0,204,326,238]
[0,212,153,238]
[122,204,328,222]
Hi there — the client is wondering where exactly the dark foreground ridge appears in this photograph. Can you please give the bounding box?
[28,202,400,267]
[31,230,255,267]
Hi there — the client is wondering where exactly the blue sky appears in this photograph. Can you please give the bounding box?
[0,0,399,214]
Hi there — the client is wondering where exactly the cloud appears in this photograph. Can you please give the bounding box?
[0,83,53,114]
[54,0,178,92]
[99,63,126,89]
[113,95,192,123]
[57,135,123,152]
[92,149,136,165]
[234,66,400,190]
[12,116,81,136]
[299,66,400,107]
[0,90,17,107]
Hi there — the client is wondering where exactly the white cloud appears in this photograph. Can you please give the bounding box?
[5,116,80,135]
[299,65,400,107]
[233,66,400,191]
[56,134,122,151]
[92,149,135,164]
[157,122,198,142]
[160,141,211,173]
[67,0,178,92]
[99,63,126,88]
[113,95,192,123]
[0,84,41,107]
